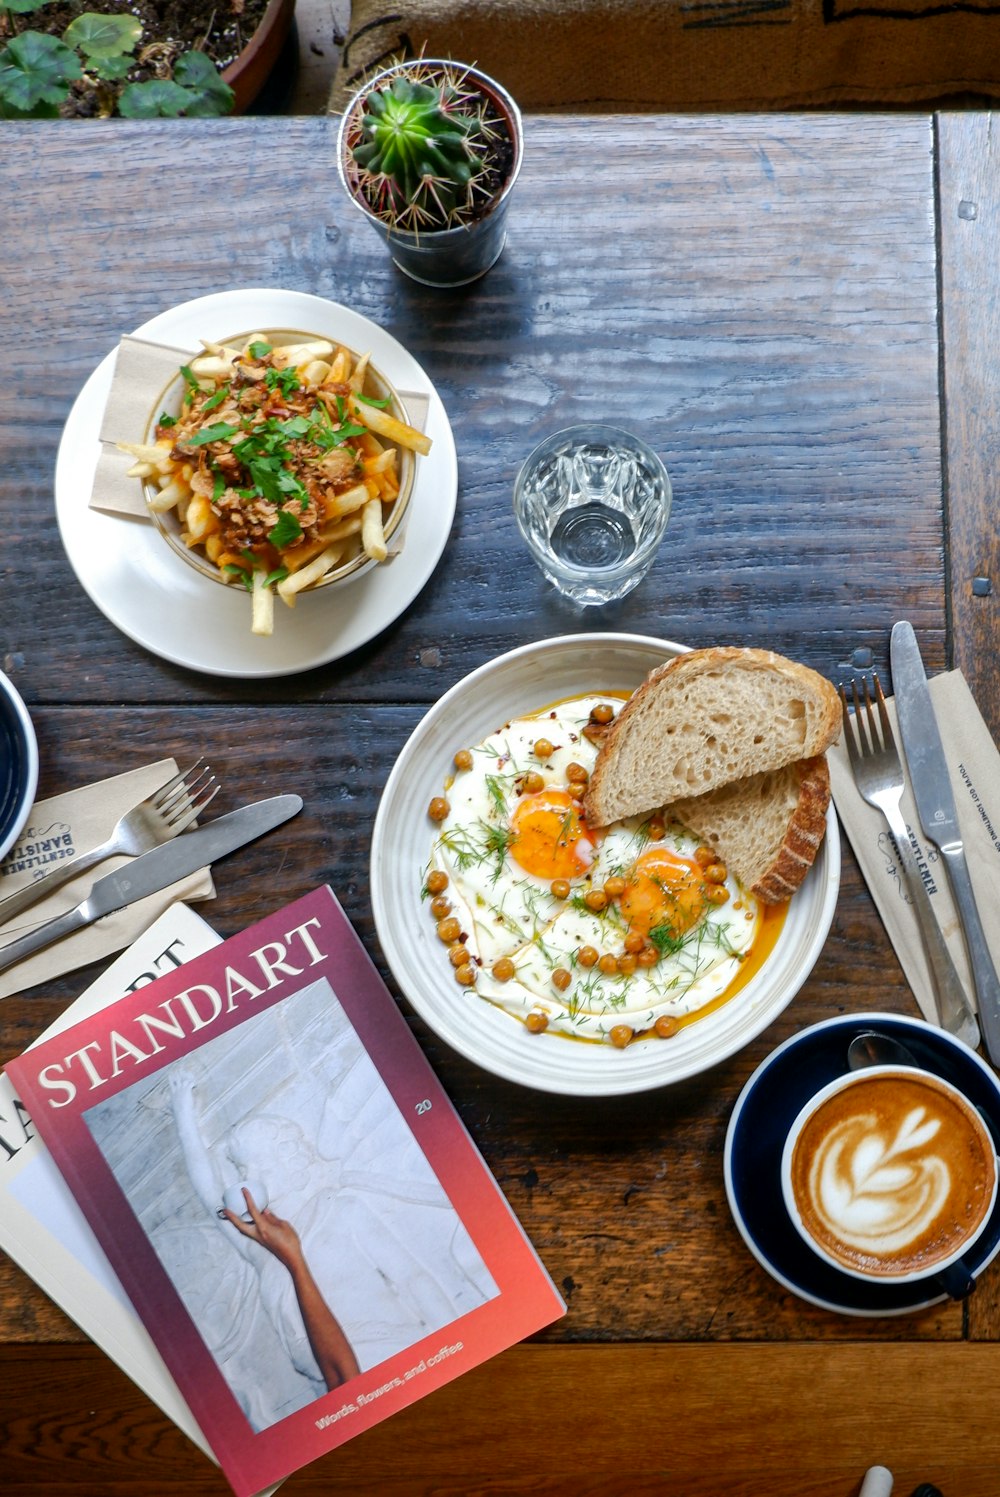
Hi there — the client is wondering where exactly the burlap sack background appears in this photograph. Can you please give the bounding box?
[329,0,1000,112]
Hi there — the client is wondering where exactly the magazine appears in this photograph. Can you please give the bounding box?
[0,904,224,1465]
[7,886,566,1497]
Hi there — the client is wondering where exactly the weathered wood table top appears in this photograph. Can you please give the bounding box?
[2,110,999,1496]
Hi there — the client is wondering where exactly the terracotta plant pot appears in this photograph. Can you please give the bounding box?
[222,0,297,115]
[337,59,524,288]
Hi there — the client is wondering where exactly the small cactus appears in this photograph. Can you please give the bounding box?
[343,61,506,233]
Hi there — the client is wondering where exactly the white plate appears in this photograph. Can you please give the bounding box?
[55,289,458,678]
[371,633,842,1097]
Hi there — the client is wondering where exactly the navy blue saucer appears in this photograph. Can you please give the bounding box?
[0,671,37,864]
[724,1012,1000,1315]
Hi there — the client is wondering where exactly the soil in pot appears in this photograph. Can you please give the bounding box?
[0,0,272,117]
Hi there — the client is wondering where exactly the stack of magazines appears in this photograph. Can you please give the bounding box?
[2,887,565,1497]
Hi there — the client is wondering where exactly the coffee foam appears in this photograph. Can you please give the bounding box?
[789,1070,996,1277]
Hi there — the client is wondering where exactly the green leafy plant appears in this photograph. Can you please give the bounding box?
[0,2,234,118]
[342,60,508,233]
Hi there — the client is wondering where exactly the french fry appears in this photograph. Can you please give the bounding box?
[324,347,352,384]
[250,570,274,637]
[318,515,363,542]
[361,498,388,562]
[276,545,343,604]
[349,395,431,455]
[326,482,372,518]
[147,477,189,513]
[349,351,371,394]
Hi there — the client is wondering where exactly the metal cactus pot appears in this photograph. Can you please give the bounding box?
[337,58,524,288]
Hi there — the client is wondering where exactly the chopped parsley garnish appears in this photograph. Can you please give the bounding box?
[268,509,303,548]
[185,421,240,447]
[158,412,177,428]
[248,341,273,359]
[353,391,391,409]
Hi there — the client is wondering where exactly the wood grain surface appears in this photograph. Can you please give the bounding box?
[2,110,999,1496]
[4,1342,1000,1497]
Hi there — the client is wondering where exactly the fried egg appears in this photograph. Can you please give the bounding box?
[425,695,762,1046]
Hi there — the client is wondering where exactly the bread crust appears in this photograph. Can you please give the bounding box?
[670,755,832,905]
[745,756,831,903]
[583,646,841,828]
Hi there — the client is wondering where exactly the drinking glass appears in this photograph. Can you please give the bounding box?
[513,424,671,606]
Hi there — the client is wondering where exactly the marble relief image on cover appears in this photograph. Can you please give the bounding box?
[82,978,499,1433]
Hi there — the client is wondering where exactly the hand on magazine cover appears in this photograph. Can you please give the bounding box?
[225,1188,361,1392]
[223,1189,303,1272]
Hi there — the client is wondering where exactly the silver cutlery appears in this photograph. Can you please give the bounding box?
[0,760,219,929]
[0,794,303,977]
[838,674,980,1050]
[890,620,1000,1066]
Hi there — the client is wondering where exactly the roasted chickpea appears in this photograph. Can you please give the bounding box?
[565,761,588,784]
[598,953,619,976]
[453,748,473,772]
[436,916,462,944]
[655,1015,681,1039]
[603,875,626,899]
[584,889,608,912]
[694,844,717,868]
[534,737,554,759]
[624,930,645,954]
[637,945,660,968]
[582,722,607,743]
[646,818,666,842]
[449,944,470,967]
[552,967,572,992]
[491,956,516,982]
[550,878,570,900]
[618,953,638,976]
[590,702,614,724]
[577,945,599,968]
[428,796,450,823]
[706,885,731,906]
[425,869,449,895]
[522,770,545,794]
[525,1011,549,1034]
[703,863,728,885]
[429,895,452,920]
[454,963,476,986]
[609,1024,634,1049]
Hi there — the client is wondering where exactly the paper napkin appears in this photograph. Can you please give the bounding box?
[829,670,1000,1027]
[0,760,215,1000]
[90,334,430,519]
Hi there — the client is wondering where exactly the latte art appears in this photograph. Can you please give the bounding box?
[788,1071,997,1278]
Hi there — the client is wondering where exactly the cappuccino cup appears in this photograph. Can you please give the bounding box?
[781,1065,998,1296]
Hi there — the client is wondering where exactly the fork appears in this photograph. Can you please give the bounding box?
[0,760,219,928]
[839,675,980,1050]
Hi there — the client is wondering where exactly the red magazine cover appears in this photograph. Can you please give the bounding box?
[8,887,565,1497]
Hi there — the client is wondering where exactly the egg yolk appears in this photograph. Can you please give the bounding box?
[619,847,709,939]
[509,788,593,880]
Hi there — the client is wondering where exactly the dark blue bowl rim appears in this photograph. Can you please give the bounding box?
[724,1012,1000,1316]
[0,672,37,861]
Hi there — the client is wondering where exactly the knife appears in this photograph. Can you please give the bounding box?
[0,794,302,977]
[890,621,1000,1063]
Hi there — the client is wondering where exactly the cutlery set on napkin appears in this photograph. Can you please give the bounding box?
[830,620,1000,1064]
[0,764,301,990]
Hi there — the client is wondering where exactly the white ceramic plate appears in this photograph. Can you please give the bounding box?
[371,634,841,1097]
[55,289,458,678]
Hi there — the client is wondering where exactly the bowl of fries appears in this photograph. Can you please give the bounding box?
[121,330,431,637]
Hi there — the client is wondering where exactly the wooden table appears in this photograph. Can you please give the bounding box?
[2,111,999,1497]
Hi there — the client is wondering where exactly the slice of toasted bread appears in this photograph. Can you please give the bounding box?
[669,755,832,904]
[583,646,840,828]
